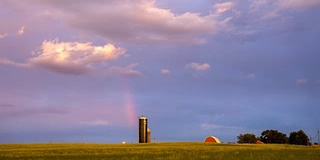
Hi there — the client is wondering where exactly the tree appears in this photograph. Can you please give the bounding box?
[237,133,257,143]
[260,130,287,144]
[289,130,309,145]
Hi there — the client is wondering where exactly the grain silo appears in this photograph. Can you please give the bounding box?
[147,128,151,143]
[138,115,148,143]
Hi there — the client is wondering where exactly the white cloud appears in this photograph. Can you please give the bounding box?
[186,62,210,71]
[18,26,25,35]
[213,114,225,120]
[295,78,308,85]
[82,119,112,126]
[279,0,320,9]
[108,63,142,77]
[213,2,234,14]
[161,69,170,75]
[0,58,29,68]
[0,39,125,75]
[201,123,242,130]
[246,73,256,79]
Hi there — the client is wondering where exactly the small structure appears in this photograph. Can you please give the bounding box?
[204,136,221,143]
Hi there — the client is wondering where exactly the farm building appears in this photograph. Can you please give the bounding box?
[204,136,221,143]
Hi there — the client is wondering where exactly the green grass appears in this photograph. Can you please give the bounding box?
[0,142,319,160]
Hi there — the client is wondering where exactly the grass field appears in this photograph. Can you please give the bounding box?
[0,142,319,160]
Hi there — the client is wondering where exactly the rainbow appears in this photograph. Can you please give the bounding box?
[124,88,137,127]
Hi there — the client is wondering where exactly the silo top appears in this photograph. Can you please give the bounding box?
[139,116,147,119]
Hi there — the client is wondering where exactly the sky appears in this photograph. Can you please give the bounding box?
[0,0,320,143]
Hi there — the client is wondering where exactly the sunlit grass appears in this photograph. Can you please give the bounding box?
[0,142,319,160]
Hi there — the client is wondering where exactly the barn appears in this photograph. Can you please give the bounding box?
[204,136,221,143]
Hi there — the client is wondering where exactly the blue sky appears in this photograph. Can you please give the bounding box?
[0,0,320,143]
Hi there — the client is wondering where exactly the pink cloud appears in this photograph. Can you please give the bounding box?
[108,63,142,77]
[0,39,125,75]
[186,62,210,71]
[295,78,308,85]
[213,2,234,14]
[0,26,25,38]
[5,0,219,44]
[0,33,9,39]
[17,26,25,35]
[0,58,29,68]
[161,69,170,75]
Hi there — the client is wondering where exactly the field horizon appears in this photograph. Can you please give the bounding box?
[1,142,319,160]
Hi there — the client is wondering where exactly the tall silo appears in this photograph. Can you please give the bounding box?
[138,116,148,143]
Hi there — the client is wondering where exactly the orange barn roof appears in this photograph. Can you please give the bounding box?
[204,136,221,143]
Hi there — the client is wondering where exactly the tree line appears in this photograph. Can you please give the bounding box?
[237,129,311,145]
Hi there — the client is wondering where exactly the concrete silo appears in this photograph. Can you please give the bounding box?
[147,128,151,143]
[138,115,148,143]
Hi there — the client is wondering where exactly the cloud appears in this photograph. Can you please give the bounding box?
[201,123,242,130]
[161,69,170,75]
[5,0,218,44]
[213,2,234,14]
[186,62,210,71]
[0,33,9,39]
[0,39,125,75]
[0,58,29,68]
[295,78,308,85]
[1,107,69,118]
[82,119,112,126]
[18,26,25,35]
[217,0,320,44]
[246,73,256,79]
[279,0,320,9]
[0,103,15,108]
[108,63,142,77]
[0,26,25,39]
[250,0,320,11]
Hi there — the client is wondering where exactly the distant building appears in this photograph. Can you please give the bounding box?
[204,136,221,143]
[138,115,148,143]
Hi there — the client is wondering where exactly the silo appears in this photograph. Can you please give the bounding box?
[138,116,148,143]
[147,128,151,143]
